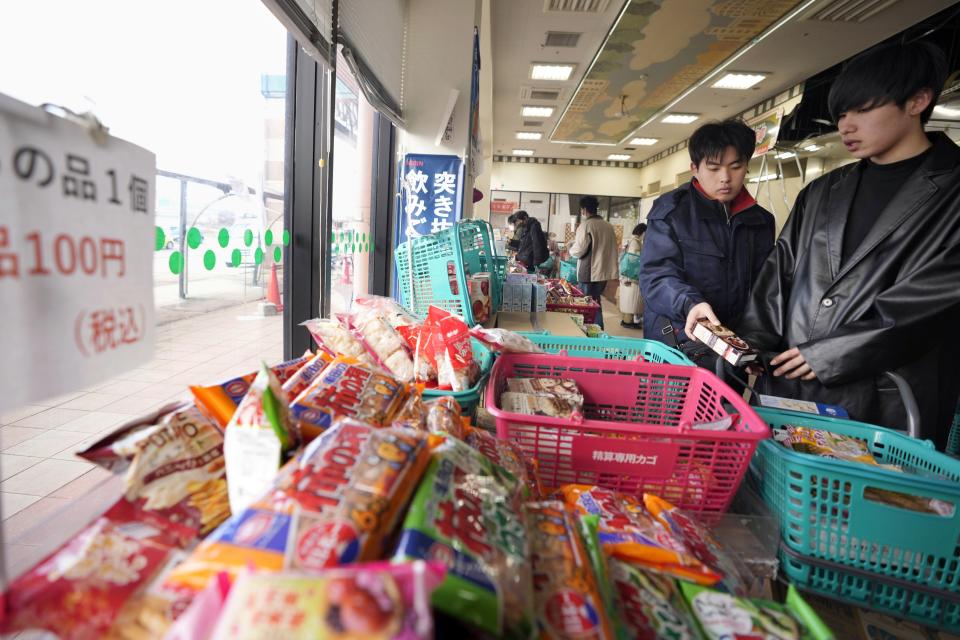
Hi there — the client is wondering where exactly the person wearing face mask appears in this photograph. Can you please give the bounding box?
[639,119,775,353]
[737,40,960,449]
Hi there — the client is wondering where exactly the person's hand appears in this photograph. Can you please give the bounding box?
[771,346,817,380]
[685,302,720,340]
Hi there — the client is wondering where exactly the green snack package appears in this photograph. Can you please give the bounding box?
[609,559,699,640]
[680,581,835,640]
[577,514,631,640]
[393,437,533,638]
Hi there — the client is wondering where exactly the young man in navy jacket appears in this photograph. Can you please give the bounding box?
[640,119,775,349]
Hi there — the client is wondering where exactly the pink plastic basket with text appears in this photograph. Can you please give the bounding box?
[485,352,770,515]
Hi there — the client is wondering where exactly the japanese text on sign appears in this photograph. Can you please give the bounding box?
[397,154,463,241]
[0,93,156,412]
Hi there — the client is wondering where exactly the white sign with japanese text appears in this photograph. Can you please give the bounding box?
[0,93,155,412]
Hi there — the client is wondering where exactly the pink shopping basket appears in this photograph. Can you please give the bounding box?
[485,352,770,515]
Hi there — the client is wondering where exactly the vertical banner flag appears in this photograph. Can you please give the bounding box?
[468,26,483,180]
[397,153,463,243]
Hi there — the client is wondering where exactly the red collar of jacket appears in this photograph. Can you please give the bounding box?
[692,178,756,215]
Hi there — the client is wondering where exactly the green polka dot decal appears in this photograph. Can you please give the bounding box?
[218,228,230,248]
[274,247,282,262]
[283,230,290,246]
[231,249,242,267]
[244,229,254,247]
[155,227,165,251]
[169,251,183,274]
[187,227,202,250]
[203,250,216,270]
[254,247,264,265]
[265,230,274,246]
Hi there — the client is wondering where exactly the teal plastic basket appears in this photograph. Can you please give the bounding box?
[493,255,507,283]
[523,333,693,365]
[751,407,960,631]
[395,221,502,325]
[422,338,494,415]
[559,259,577,283]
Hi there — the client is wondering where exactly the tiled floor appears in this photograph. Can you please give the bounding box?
[1,301,283,581]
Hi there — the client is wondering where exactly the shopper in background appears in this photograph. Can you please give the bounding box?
[619,223,646,329]
[505,212,525,252]
[737,41,960,448]
[640,119,775,353]
[510,210,548,274]
[569,195,619,329]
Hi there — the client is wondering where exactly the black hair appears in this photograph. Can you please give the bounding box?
[828,40,947,125]
[513,210,529,221]
[688,119,756,167]
[579,195,599,215]
[632,223,647,236]
[507,213,517,225]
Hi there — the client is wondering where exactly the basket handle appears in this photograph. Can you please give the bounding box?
[632,353,647,363]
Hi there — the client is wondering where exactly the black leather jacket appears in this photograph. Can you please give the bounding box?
[737,133,960,447]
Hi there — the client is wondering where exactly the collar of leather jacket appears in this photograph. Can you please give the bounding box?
[834,132,960,184]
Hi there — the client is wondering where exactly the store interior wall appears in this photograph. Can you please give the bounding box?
[472,0,495,221]
[491,162,645,198]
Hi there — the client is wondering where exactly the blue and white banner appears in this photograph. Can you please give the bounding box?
[397,153,463,242]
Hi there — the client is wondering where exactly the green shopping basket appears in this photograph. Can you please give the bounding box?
[750,407,960,631]
[523,333,693,365]
[559,258,577,283]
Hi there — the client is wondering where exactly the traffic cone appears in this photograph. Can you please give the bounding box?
[266,262,283,311]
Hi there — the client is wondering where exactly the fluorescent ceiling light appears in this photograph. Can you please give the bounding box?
[607,154,631,161]
[748,173,779,183]
[630,137,658,146]
[712,72,766,90]
[522,106,555,118]
[516,132,543,140]
[661,113,699,124]
[802,144,822,152]
[531,63,575,81]
[512,149,535,156]
[774,151,796,160]
[934,105,960,118]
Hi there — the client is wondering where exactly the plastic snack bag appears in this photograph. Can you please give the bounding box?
[506,377,584,412]
[210,562,445,640]
[773,424,881,466]
[577,514,631,640]
[191,354,311,427]
[463,425,542,498]
[282,350,334,401]
[224,363,296,514]
[608,559,699,640]
[525,501,615,640]
[347,306,417,382]
[556,485,721,585]
[425,395,464,438]
[391,384,430,431]
[393,436,534,639]
[302,318,380,368]
[422,306,478,391]
[680,582,834,640]
[469,325,545,354]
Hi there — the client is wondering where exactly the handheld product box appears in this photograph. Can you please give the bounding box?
[692,320,758,367]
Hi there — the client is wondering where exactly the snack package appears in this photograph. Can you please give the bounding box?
[290,356,407,440]
[167,420,431,592]
[424,306,478,392]
[394,322,439,383]
[578,515,631,640]
[224,363,296,514]
[525,501,615,640]
[393,437,534,638]
[106,549,195,640]
[680,582,834,640]
[348,306,417,382]
[210,562,445,640]
[190,354,310,428]
[2,517,177,640]
[82,404,229,543]
[506,377,584,412]
[302,318,380,368]
[773,424,882,465]
[608,559,699,640]
[692,319,758,367]
[469,272,493,323]
[282,350,334,401]
[163,571,231,640]
[391,385,429,431]
[463,425,542,498]
[556,485,721,585]
[469,326,545,354]
[501,391,579,419]
[425,395,464,438]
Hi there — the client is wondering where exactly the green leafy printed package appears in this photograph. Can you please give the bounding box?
[577,515,631,640]
[392,436,534,638]
[608,559,699,640]
[681,582,835,640]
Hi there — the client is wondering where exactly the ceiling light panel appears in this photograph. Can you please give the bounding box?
[513,149,535,156]
[608,154,631,161]
[712,72,766,90]
[516,132,543,140]
[934,105,960,118]
[774,151,796,159]
[802,144,822,152]
[630,137,658,146]
[522,106,555,118]
[661,114,699,124]
[531,64,575,81]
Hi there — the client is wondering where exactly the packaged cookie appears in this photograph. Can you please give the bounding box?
[210,562,445,640]
[394,437,533,639]
[501,391,578,419]
[282,350,334,402]
[290,356,407,440]
[506,377,584,411]
[425,395,464,438]
[525,500,615,640]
